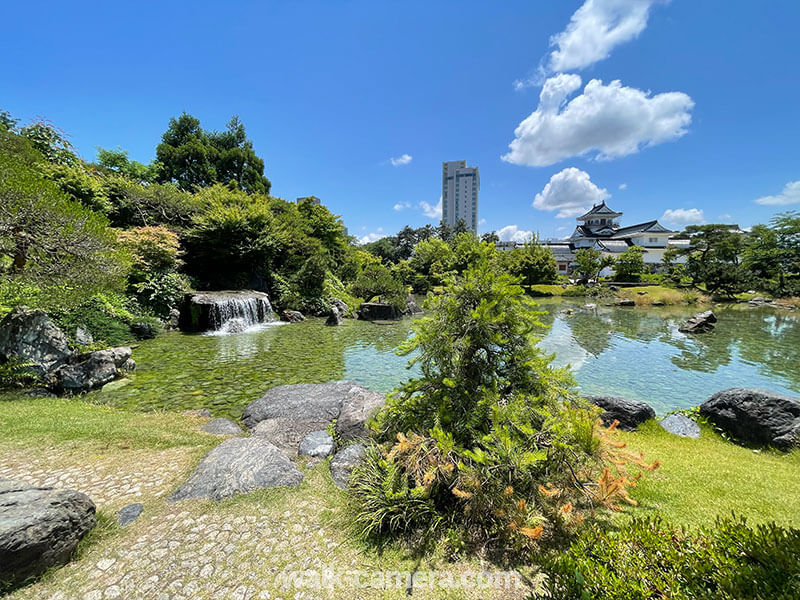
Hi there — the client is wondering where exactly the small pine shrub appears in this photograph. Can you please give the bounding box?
[0,358,37,389]
[540,516,800,600]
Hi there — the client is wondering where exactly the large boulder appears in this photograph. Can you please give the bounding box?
[586,395,656,431]
[243,382,384,455]
[325,305,343,326]
[169,437,303,502]
[358,302,401,321]
[403,295,423,316]
[330,444,366,489]
[699,388,800,450]
[0,307,71,375]
[178,291,274,332]
[679,310,717,334]
[282,310,305,323]
[46,347,132,394]
[0,479,96,591]
[331,299,349,317]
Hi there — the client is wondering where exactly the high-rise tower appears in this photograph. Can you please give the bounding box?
[441,160,479,233]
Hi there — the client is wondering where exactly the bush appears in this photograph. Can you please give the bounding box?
[540,516,800,600]
[352,256,654,556]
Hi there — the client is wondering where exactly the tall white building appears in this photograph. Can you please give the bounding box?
[441,160,479,233]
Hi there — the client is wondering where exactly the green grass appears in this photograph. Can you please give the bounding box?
[527,284,574,296]
[618,420,800,528]
[615,285,707,306]
[0,393,218,451]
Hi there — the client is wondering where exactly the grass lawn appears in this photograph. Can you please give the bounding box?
[614,285,708,306]
[1,395,798,598]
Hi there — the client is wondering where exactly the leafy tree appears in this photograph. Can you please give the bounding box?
[19,119,78,166]
[573,248,613,282]
[613,246,646,282]
[504,239,558,285]
[745,212,800,296]
[103,176,202,229]
[481,231,500,244]
[94,146,157,183]
[676,224,748,295]
[0,129,127,309]
[155,113,270,194]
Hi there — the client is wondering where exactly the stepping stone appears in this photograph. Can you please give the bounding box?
[116,503,143,526]
[659,414,700,438]
[201,418,243,436]
[169,438,303,502]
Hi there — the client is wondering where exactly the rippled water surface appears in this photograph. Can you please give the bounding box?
[88,300,800,418]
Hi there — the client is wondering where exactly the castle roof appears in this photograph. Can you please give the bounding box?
[577,201,622,220]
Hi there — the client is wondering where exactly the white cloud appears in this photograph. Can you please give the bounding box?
[389,153,413,166]
[419,197,442,219]
[393,202,411,211]
[358,232,385,245]
[479,218,486,225]
[618,183,627,190]
[533,167,610,218]
[661,208,705,226]
[547,0,666,73]
[719,213,732,220]
[754,181,800,206]
[497,225,534,243]
[503,75,693,167]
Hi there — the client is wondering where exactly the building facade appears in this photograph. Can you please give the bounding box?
[442,160,479,233]
[498,201,689,277]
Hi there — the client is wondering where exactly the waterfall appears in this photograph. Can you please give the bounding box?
[206,295,275,333]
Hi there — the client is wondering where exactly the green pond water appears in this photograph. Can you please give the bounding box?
[86,300,800,418]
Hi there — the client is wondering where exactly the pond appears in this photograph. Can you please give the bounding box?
[87,300,800,418]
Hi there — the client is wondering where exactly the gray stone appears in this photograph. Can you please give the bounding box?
[201,418,243,436]
[131,321,158,340]
[243,382,384,455]
[331,299,349,317]
[403,295,423,315]
[298,430,335,458]
[679,310,717,334]
[116,503,143,526]
[582,303,597,311]
[169,438,303,502]
[358,302,401,321]
[74,326,93,346]
[0,307,72,376]
[0,479,96,590]
[699,388,800,450]
[325,306,343,326]
[330,444,366,489]
[178,291,274,332]
[659,414,701,438]
[586,395,656,431]
[336,387,385,442]
[46,347,132,394]
[281,310,305,323]
[615,298,636,307]
[166,308,181,330]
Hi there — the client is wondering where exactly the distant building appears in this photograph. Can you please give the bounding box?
[442,160,479,233]
[497,201,688,276]
[296,196,321,205]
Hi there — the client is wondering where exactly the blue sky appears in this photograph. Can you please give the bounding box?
[3,1,799,243]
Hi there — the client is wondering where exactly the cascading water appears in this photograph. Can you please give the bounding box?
[208,296,275,333]
[179,291,279,334]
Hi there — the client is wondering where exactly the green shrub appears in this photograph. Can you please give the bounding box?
[0,358,37,389]
[352,254,647,556]
[562,284,587,297]
[540,516,800,599]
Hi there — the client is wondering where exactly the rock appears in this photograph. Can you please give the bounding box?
[585,395,656,431]
[336,386,385,442]
[330,444,366,489]
[243,382,384,455]
[0,479,96,590]
[0,307,72,376]
[169,437,303,501]
[119,358,136,372]
[116,503,143,526]
[201,418,243,436]
[74,326,93,346]
[131,321,158,340]
[652,301,666,306]
[609,285,619,291]
[637,290,648,295]
[582,303,597,311]
[281,310,305,323]
[298,430,335,458]
[679,310,717,334]
[699,388,800,449]
[331,299,349,317]
[46,347,132,394]
[325,305,343,326]
[659,414,701,438]
[615,298,636,307]
[358,302,401,321]
[184,408,212,418]
[403,295,423,315]
[166,308,181,330]
[748,296,771,305]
